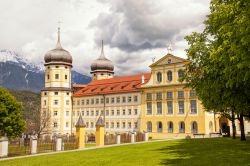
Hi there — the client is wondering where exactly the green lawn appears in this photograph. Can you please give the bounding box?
[1,138,250,166]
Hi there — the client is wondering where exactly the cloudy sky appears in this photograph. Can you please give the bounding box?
[0,0,210,76]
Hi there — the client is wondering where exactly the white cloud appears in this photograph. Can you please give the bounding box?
[0,0,210,76]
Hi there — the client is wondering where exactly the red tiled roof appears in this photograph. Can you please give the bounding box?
[73,84,87,88]
[73,73,151,97]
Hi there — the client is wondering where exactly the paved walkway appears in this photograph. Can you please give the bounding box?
[0,137,182,161]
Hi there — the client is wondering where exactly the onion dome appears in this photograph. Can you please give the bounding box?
[90,41,114,72]
[44,28,72,66]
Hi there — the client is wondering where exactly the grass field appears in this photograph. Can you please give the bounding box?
[1,138,250,166]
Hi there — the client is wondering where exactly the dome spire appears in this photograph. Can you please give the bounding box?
[100,40,105,58]
[56,27,62,49]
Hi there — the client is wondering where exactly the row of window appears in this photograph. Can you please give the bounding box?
[47,74,68,80]
[53,121,138,129]
[44,99,70,106]
[147,121,198,134]
[147,100,197,115]
[146,90,196,100]
[74,95,138,106]
[43,92,70,96]
[72,109,139,117]
[156,69,184,83]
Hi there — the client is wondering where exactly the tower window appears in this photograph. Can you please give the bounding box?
[47,74,50,80]
[65,75,68,79]
[54,100,58,105]
[56,66,59,68]
[55,74,59,79]
[65,66,68,69]
[44,92,47,96]
[54,92,58,95]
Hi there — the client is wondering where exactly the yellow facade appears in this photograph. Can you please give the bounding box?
[76,127,86,148]
[96,126,105,146]
[139,54,216,139]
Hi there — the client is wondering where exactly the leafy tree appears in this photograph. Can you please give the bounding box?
[0,87,26,138]
[183,0,250,141]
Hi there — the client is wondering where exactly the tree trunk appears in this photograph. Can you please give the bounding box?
[239,113,246,141]
[232,111,236,139]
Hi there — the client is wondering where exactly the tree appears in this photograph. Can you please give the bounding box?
[183,0,250,141]
[0,87,26,138]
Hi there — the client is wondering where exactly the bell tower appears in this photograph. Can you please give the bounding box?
[41,27,73,136]
[90,41,114,80]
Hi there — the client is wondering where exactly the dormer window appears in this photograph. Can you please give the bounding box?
[168,59,172,64]
[157,72,162,83]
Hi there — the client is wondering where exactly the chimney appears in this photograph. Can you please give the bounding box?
[141,75,145,84]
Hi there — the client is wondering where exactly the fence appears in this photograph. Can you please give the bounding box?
[8,138,31,157]
[63,135,78,150]
[37,138,56,153]
[104,134,116,145]
[121,133,131,143]
[135,132,144,142]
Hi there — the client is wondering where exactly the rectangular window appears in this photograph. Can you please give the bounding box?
[54,100,58,105]
[128,109,132,115]
[122,122,126,128]
[146,93,152,100]
[101,98,104,104]
[128,96,132,102]
[190,100,197,114]
[106,110,109,116]
[106,122,109,128]
[47,74,50,80]
[134,122,138,129]
[53,122,58,128]
[167,101,173,114]
[190,90,196,97]
[178,91,184,98]
[91,110,94,116]
[54,111,58,116]
[66,122,69,127]
[128,122,132,129]
[54,92,58,95]
[111,97,115,103]
[117,110,120,116]
[86,99,89,105]
[77,100,80,105]
[122,96,126,103]
[81,111,84,116]
[106,98,109,104]
[157,102,162,114]
[86,122,89,128]
[77,111,80,116]
[156,92,162,100]
[134,96,138,102]
[91,122,94,128]
[96,98,99,104]
[86,111,89,116]
[96,110,99,116]
[116,97,120,103]
[81,100,84,105]
[65,75,67,80]
[44,100,46,106]
[91,99,94,104]
[116,122,120,128]
[122,109,126,115]
[178,101,185,114]
[111,110,114,116]
[66,111,69,116]
[111,122,114,128]
[134,109,138,115]
[66,100,69,105]
[55,74,59,79]
[147,102,152,115]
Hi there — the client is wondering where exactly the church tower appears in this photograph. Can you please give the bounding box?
[41,27,73,136]
[90,41,114,80]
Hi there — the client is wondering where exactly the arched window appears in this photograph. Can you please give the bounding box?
[191,121,198,134]
[167,71,172,81]
[168,121,173,133]
[178,69,184,80]
[179,121,185,133]
[157,72,162,83]
[147,121,152,132]
[209,121,213,133]
[157,121,163,133]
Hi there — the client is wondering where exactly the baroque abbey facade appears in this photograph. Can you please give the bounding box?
[41,29,250,139]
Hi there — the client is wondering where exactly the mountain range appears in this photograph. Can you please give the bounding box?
[0,49,91,92]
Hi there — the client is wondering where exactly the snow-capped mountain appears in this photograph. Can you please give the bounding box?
[0,49,91,92]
